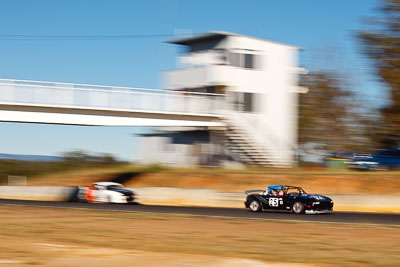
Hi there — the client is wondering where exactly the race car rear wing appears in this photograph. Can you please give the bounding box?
[245,189,265,195]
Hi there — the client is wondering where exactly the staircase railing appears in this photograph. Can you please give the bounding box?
[219,110,294,166]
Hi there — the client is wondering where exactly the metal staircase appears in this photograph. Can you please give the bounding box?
[219,113,291,168]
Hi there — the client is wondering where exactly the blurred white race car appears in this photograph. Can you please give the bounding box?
[80,182,136,204]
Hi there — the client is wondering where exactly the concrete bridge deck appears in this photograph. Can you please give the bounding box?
[0,78,225,126]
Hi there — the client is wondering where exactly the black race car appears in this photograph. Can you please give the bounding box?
[244,185,333,214]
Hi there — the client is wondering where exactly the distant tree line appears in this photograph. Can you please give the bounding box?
[357,0,400,148]
[299,0,400,160]
[0,150,125,185]
[299,72,378,153]
[61,150,117,164]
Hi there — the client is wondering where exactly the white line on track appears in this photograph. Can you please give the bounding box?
[1,202,399,228]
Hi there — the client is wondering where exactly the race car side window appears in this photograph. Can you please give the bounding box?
[287,188,300,195]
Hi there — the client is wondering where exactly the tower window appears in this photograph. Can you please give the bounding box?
[244,54,254,69]
[228,52,257,69]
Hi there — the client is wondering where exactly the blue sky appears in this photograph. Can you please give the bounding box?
[0,0,385,160]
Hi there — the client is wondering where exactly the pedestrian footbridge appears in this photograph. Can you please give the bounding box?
[0,78,225,127]
[0,78,292,167]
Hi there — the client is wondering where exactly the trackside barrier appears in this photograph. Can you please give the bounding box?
[0,186,77,201]
[0,186,399,213]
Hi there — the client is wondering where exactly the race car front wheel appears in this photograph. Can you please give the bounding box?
[249,200,261,212]
[292,201,305,214]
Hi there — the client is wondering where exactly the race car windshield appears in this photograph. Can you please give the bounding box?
[287,187,307,195]
[107,185,124,190]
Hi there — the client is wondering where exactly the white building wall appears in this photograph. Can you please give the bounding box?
[138,136,196,166]
[164,33,301,166]
[231,36,298,164]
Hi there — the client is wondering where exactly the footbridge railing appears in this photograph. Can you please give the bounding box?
[0,78,226,116]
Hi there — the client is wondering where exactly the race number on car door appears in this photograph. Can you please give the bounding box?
[269,198,279,207]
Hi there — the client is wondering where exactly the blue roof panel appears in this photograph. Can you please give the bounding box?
[268,185,286,190]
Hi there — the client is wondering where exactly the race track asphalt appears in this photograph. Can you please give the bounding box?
[1,198,399,225]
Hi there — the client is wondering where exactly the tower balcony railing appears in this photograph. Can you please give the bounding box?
[0,78,226,116]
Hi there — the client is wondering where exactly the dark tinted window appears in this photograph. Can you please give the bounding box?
[231,92,257,113]
[107,185,123,190]
[244,54,253,69]
[243,92,253,112]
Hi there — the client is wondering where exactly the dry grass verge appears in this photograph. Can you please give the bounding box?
[28,165,400,195]
[0,205,399,266]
